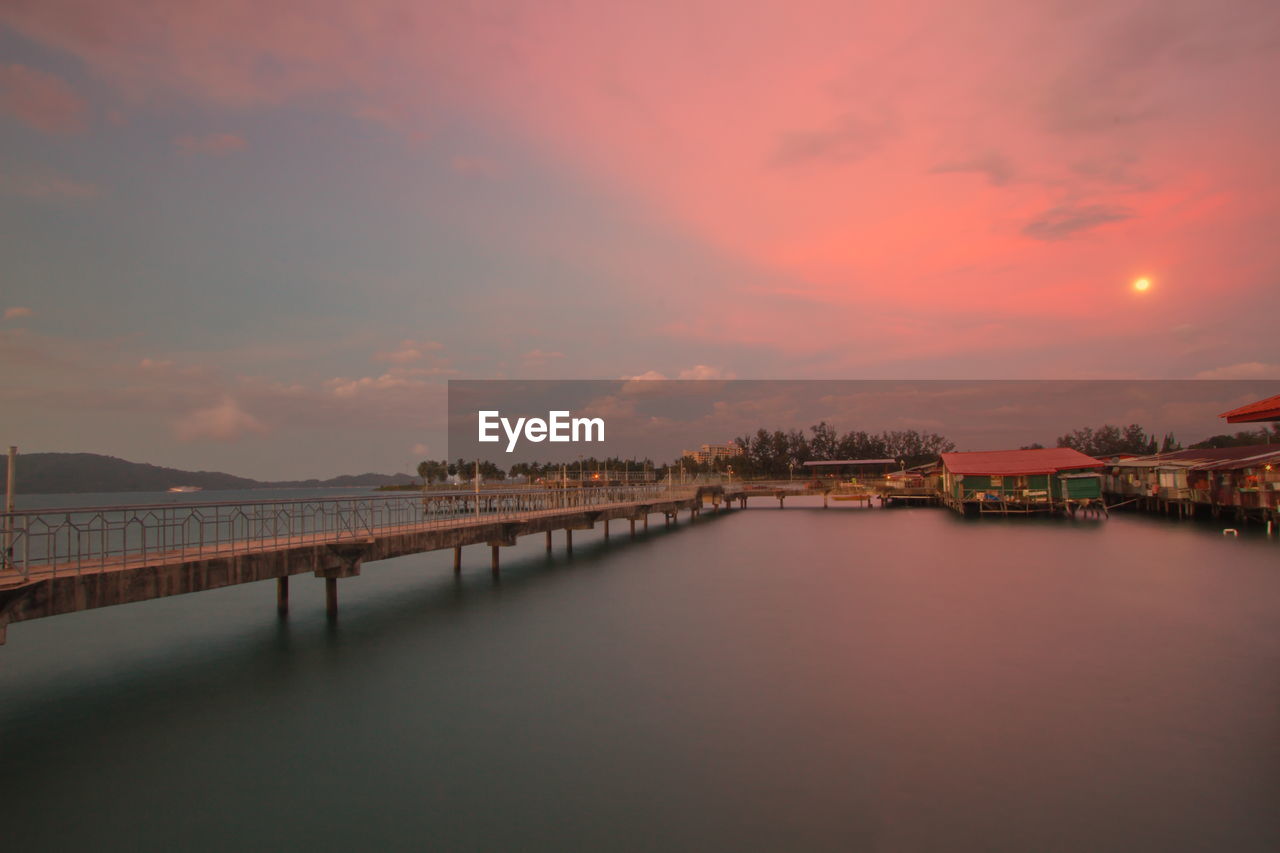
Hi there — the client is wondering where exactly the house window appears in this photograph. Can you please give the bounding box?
[990,475,1003,488]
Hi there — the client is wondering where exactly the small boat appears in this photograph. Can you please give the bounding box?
[167,485,203,493]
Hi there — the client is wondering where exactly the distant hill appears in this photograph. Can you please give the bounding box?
[0,452,418,494]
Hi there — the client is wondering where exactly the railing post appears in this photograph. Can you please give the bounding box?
[3,446,15,568]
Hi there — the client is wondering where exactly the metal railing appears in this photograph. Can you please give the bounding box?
[959,488,1053,504]
[0,485,695,579]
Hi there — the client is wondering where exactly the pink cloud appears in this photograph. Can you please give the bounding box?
[0,63,87,133]
[4,306,34,319]
[174,132,246,155]
[4,0,1279,372]
[677,365,735,380]
[172,397,266,442]
[374,339,445,364]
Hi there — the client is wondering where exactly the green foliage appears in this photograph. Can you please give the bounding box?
[416,460,450,485]
[1188,424,1279,449]
[726,422,955,478]
[1056,424,1167,457]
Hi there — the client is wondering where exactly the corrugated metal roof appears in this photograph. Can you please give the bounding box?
[940,448,1102,475]
[802,459,898,466]
[1112,443,1278,468]
[1220,393,1280,423]
[1189,449,1280,471]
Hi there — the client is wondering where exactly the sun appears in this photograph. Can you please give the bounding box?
[1133,277,1151,292]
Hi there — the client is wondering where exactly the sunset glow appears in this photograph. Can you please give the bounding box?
[1,0,1279,476]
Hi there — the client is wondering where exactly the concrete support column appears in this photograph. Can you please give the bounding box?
[453,545,462,574]
[325,577,338,619]
[277,576,289,615]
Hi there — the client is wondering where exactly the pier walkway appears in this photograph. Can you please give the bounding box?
[0,485,723,644]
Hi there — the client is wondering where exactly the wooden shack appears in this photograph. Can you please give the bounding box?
[939,448,1104,516]
[1103,444,1280,520]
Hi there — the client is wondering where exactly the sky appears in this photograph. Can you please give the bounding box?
[1,0,1278,478]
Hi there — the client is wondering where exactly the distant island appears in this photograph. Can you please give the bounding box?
[1,453,418,495]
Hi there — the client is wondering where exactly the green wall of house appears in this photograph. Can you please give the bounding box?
[949,469,1100,500]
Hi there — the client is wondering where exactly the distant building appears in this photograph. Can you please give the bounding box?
[681,442,743,464]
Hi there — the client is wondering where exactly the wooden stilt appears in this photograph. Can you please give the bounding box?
[277,576,289,615]
[453,545,462,574]
[491,545,500,578]
[325,577,338,619]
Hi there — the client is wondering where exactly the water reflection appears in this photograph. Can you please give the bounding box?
[2,499,1278,851]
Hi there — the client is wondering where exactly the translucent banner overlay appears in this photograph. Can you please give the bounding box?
[446,379,1279,469]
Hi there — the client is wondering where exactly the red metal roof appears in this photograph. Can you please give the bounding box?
[940,448,1103,475]
[1220,393,1280,423]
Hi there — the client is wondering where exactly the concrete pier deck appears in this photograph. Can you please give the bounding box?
[0,486,722,643]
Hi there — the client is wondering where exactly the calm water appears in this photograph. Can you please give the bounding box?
[3,494,1279,851]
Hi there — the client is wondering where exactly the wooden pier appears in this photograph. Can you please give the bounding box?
[0,485,721,644]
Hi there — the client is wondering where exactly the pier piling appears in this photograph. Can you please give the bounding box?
[325,578,338,619]
[276,576,289,615]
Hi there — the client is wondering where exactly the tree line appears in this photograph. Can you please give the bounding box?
[416,420,1279,484]
[719,423,956,479]
[1048,424,1180,457]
